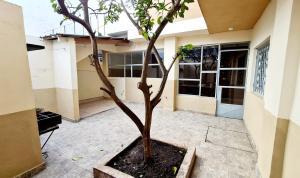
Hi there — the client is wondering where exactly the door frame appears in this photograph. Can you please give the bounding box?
[216,48,249,119]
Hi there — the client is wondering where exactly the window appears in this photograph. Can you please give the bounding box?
[108,49,164,78]
[221,88,245,105]
[108,53,124,77]
[253,43,269,95]
[178,45,218,97]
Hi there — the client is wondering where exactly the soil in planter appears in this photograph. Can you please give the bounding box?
[107,137,187,178]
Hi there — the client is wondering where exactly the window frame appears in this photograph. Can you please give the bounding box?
[178,44,219,97]
[108,49,164,78]
[253,42,270,96]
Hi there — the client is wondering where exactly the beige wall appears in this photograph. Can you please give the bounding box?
[243,0,279,177]
[0,1,43,177]
[243,0,300,177]
[56,88,79,121]
[107,30,252,113]
[243,2,276,176]
[76,43,118,62]
[0,110,43,178]
[26,36,58,112]
[77,57,104,101]
[52,38,80,121]
[282,23,300,177]
[176,95,216,115]
[176,30,252,114]
[282,121,300,178]
[33,88,57,112]
[0,3,35,115]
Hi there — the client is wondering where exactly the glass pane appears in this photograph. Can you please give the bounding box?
[221,88,245,105]
[125,66,131,77]
[149,53,158,64]
[202,45,218,71]
[179,47,202,63]
[201,73,216,97]
[220,50,248,68]
[147,65,162,78]
[132,51,143,64]
[158,48,164,60]
[109,53,124,66]
[219,70,246,86]
[125,53,131,65]
[149,49,164,64]
[109,66,124,77]
[221,42,249,50]
[132,66,142,77]
[179,80,200,95]
[179,65,201,79]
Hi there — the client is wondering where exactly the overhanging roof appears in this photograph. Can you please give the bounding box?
[198,0,270,34]
[26,43,45,51]
[42,33,130,46]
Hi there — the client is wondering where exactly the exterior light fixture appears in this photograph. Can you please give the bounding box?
[98,50,103,62]
[89,50,103,66]
[228,27,234,31]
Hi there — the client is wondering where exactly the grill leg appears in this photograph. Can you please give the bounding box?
[41,130,55,150]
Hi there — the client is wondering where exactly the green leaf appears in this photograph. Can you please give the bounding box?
[157,16,162,24]
[172,166,178,175]
[72,156,83,161]
[142,31,149,40]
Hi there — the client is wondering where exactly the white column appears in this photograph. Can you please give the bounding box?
[53,37,80,121]
[161,37,178,110]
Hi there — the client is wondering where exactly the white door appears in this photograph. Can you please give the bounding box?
[216,49,248,119]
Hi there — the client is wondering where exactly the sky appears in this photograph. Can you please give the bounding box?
[8,0,64,37]
[7,0,133,37]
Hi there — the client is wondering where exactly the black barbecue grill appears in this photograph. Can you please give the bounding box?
[36,109,62,157]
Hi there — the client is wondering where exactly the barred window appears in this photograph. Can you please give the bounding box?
[253,43,270,95]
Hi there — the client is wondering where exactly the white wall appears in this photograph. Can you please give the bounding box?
[53,37,78,90]
[26,36,55,89]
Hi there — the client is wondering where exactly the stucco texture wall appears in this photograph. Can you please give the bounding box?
[107,30,252,114]
[77,57,104,101]
[243,1,276,177]
[0,1,43,177]
[26,37,57,112]
[244,0,300,177]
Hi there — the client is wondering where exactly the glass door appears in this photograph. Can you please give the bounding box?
[216,49,248,119]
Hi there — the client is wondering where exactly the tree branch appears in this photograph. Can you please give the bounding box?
[151,52,180,108]
[141,0,182,84]
[152,47,167,74]
[121,0,166,76]
[56,0,144,135]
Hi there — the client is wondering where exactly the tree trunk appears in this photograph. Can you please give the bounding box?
[143,129,152,162]
[143,104,153,162]
[56,0,183,165]
[139,80,154,163]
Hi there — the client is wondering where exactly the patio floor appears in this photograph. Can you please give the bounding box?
[79,98,115,119]
[35,102,257,178]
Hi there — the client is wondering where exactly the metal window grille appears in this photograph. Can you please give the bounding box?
[253,44,270,95]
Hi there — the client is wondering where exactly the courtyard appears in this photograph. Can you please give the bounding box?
[36,102,257,178]
[1,0,300,177]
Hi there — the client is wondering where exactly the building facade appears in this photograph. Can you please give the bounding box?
[18,0,300,177]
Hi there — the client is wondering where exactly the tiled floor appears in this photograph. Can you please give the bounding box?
[79,99,115,119]
[35,102,257,178]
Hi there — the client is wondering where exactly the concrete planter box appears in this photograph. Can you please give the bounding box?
[93,137,196,178]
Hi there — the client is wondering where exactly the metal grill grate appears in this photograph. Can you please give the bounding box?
[253,43,270,95]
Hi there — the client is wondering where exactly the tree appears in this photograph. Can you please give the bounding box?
[51,0,194,163]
